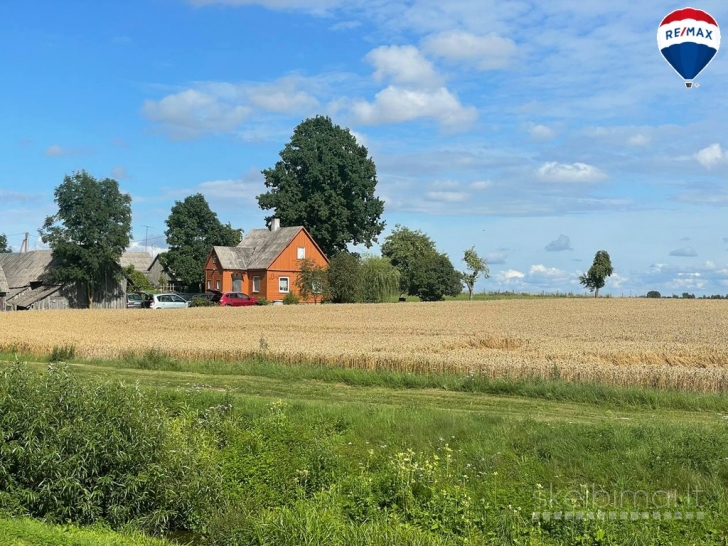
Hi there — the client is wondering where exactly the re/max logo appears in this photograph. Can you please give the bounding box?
[665,27,714,40]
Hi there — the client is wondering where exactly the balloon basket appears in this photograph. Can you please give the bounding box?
[685,82,693,88]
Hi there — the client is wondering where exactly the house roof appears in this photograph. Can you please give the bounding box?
[0,250,56,288]
[0,264,8,293]
[120,252,153,271]
[237,227,304,269]
[212,246,254,271]
[11,285,62,308]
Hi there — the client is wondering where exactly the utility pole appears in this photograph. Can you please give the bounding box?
[19,232,29,253]
[142,225,152,255]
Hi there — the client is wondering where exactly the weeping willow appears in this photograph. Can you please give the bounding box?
[359,255,400,303]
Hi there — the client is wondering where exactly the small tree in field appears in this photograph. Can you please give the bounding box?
[295,258,328,303]
[461,247,489,300]
[579,250,613,298]
[0,234,11,253]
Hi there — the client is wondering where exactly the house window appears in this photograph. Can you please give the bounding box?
[297,247,306,259]
[279,277,289,293]
[253,276,260,293]
[213,255,217,264]
[207,280,211,289]
[216,280,221,290]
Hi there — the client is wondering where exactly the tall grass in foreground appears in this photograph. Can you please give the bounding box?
[2,365,728,544]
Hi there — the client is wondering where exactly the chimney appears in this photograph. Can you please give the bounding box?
[271,218,280,232]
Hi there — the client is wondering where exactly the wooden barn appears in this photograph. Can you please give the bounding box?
[205,219,328,303]
[0,250,146,311]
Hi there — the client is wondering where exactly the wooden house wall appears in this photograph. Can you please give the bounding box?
[268,230,328,271]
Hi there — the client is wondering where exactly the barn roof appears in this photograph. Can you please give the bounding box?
[0,263,8,293]
[11,285,62,309]
[0,251,56,288]
[237,227,303,269]
[120,252,153,271]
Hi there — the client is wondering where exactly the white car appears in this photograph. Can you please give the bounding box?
[147,293,190,309]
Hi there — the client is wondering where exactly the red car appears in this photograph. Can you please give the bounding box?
[210,290,258,307]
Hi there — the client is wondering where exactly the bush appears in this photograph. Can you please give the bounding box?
[190,296,214,307]
[327,252,361,304]
[646,290,661,299]
[255,297,272,306]
[283,292,299,305]
[0,365,221,534]
[49,344,76,363]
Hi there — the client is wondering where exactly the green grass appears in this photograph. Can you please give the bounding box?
[3,354,728,544]
[0,516,173,546]
[3,349,728,413]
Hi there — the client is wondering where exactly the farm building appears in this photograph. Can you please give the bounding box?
[0,250,150,311]
[146,253,182,291]
[205,219,328,303]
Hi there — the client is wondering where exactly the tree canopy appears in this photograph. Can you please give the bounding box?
[460,247,489,300]
[408,253,462,302]
[295,257,328,304]
[326,252,361,304]
[39,171,132,308]
[579,250,614,298]
[257,116,385,257]
[380,225,438,296]
[0,234,10,253]
[358,255,400,303]
[161,194,242,291]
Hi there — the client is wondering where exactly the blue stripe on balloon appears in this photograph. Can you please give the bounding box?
[660,42,718,80]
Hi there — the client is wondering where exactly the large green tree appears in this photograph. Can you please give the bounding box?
[460,247,489,301]
[0,234,11,253]
[39,171,132,308]
[161,194,242,291]
[359,255,400,303]
[579,250,614,298]
[257,116,385,257]
[409,253,462,302]
[380,225,438,297]
[326,252,361,304]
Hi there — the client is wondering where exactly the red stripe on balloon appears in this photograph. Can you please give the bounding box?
[660,8,718,27]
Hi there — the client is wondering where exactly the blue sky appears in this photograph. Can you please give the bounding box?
[2,0,728,295]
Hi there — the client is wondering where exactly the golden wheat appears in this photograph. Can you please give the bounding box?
[3,299,728,392]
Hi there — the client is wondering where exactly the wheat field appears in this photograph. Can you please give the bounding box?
[3,299,728,392]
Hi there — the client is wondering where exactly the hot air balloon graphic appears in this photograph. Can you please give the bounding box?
[657,7,721,87]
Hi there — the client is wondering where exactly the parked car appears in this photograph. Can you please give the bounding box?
[210,290,258,307]
[146,293,190,309]
[126,292,144,309]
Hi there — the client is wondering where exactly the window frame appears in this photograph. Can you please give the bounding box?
[252,276,260,293]
[216,280,221,290]
[207,280,211,290]
[279,277,290,293]
[297,246,306,259]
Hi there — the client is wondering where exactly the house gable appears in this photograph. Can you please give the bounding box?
[268,228,328,271]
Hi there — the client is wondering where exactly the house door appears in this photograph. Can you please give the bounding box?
[232,274,242,292]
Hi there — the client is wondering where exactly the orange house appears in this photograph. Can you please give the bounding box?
[204,219,329,303]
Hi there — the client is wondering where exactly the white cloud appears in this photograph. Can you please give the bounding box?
[528,264,570,280]
[425,191,469,203]
[422,31,516,70]
[330,20,361,31]
[44,144,93,157]
[365,45,442,87]
[497,269,525,281]
[470,180,492,189]
[627,134,650,146]
[537,162,607,183]
[351,86,477,129]
[694,143,725,169]
[545,234,572,252]
[142,76,328,139]
[187,0,340,12]
[526,123,556,140]
[111,166,129,180]
[142,89,251,139]
[486,252,507,264]
[669,247,698,258]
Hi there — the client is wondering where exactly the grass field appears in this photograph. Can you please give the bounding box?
[3,299,728,544]
[2,299,728,392]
